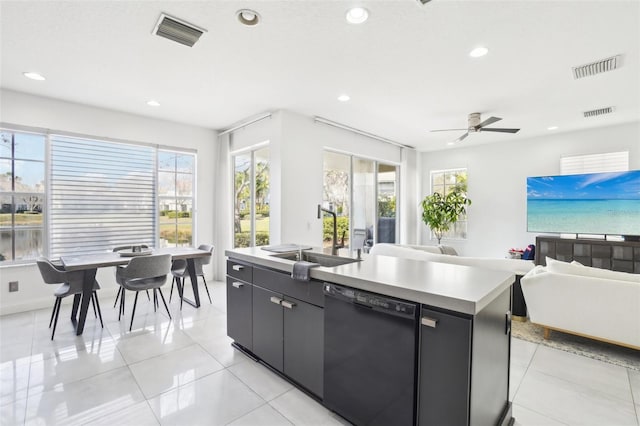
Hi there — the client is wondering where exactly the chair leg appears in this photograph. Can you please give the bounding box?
[113,287,122,308]
[169,277,175,302]
[157,288,171,320]
[202,276,212,304]
[93,291,104,329]
[129,291,140,332]
[49,298,59,328]
[119,289,126,321]
[179,278,184,311]
[51,297,62,340]
[146,290,151,301]
[91,294,98,318]
[152,289,158,312]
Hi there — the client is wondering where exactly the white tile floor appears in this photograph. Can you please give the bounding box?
[1,281,638,425]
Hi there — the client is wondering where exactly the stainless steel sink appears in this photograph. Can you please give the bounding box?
[271,251,360,267]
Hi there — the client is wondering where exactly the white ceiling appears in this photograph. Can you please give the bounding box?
[1,0,638,152]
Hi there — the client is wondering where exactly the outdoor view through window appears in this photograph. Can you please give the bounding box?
[0,131,45,262]
[234,146,270,248]
[322,151,397,251]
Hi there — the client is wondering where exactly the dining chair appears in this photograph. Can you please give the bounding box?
[115,253,172,331]
[112,245,150,308]
[36,257,104,340]
[169,244,214,310]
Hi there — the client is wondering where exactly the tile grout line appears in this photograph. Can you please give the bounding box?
[627,369,640,426]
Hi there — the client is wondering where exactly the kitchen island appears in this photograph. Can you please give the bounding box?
[226,246,515,426]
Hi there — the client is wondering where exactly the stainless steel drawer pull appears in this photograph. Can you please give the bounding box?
[232,265,244,271]
[232,282,244,289]
[421,317,438,328]
[281,300,296,309]
[270,296,283,305]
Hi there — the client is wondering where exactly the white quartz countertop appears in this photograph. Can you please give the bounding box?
[225,247,514,315]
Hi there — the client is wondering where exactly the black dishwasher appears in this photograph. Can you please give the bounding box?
[323,283,418,426]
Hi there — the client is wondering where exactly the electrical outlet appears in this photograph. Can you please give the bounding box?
[9,281,18,292]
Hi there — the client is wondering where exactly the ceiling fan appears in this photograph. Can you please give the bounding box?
[430,112,520,144]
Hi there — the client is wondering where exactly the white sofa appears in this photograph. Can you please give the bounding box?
[369,243,535,276]
[521,257,640,349]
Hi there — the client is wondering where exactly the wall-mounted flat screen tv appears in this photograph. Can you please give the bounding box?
[527,170,640,236]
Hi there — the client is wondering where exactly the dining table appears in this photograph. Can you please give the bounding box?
[60,246,211,335]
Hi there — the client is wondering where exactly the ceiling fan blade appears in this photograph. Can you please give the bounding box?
[430,128,468,132]
[477,116,502,128]
[455,132,469,143]
[479,128,520,133]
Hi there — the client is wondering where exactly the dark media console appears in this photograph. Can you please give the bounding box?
[535,236,640,273]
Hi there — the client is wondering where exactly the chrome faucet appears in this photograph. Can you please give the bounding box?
[317,204,339,255]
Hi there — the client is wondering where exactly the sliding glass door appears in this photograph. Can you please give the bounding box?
[322,151,398,252]
[233,146,270,248]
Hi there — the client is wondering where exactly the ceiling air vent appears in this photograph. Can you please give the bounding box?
[583,106,614,118]
[153,13,206,47]
[572,55,620,80]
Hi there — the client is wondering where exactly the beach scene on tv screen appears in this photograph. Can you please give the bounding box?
[527,170,640,235]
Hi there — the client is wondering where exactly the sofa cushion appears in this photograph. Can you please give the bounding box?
[546,257,640,283]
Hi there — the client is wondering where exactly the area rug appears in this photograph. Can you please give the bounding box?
[512,320,640,371]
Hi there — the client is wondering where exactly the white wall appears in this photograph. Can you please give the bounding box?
[216,110,404,278]
[419,121,640,257]
[0,89,217,315]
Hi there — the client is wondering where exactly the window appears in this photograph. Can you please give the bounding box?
[49,135,157,257]
[233,146,270,247]
[322,151,398,251]
[561,151,628,175]
[1,127,199,265]
[158,150,196,247]
[0,131,46,262]
[430,168,468,240]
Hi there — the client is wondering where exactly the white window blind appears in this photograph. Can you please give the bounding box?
[560,151,629,175]
[49,136,156,257]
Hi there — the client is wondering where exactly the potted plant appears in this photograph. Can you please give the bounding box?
[421,188,471,245]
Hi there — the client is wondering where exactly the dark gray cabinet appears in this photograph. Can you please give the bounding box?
[226,277,253,350]
[237,263,325,398]
[226,260,254,351]
[283,297,324,397]
[536,236,640,273]
[252,285,284,371]
[419,308,472,426]
[418,287,511,426]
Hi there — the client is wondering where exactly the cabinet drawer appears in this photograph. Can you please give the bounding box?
[254,267,324,307]
[227,259,253,282]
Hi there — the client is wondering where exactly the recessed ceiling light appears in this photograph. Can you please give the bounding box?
[547,126,558,130]
[23,72,46,81]
[338,94,350,102]
[346,7,369,24]
[469,46,489,58]
[147,100,161,107]
[237,9,260,26]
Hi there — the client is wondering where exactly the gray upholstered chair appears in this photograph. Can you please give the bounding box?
[169,244,214,309]
[116,253,172,331]
[112,244,150,308]
[36,257,103,340]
